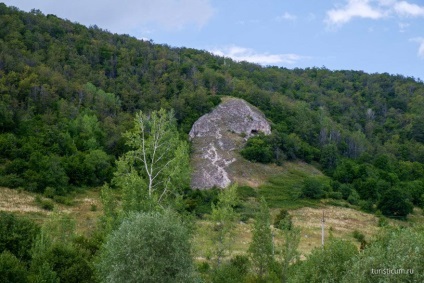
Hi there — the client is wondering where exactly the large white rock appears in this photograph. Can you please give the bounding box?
[189,97,271,189]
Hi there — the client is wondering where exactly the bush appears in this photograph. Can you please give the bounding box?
[301,177,328,199]
[0,212,40,263]
[359,200,374,213]
[352,230,366,243]
[274,209,292,230]
[347,189,360,205]
[328,191,343,200]
[183,188,218,217]
[44,244,94,283]
[342,227,424,282]
[96,211,197,283]
[53,195,73,206]
[377,188,413,219]
[0,251,28,283]
[35,196,55,211]
[290,239,358,283]
[211,257,250,283]
[240,134,273,164]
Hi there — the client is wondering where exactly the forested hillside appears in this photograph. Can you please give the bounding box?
[2,4,424,282]
[1,3,424,217]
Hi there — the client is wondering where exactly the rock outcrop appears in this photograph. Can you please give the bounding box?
[189,97,271,189]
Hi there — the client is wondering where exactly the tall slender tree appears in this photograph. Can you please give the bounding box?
[210,184,239,266]
[113,109,190,212]
[248,197,274,280]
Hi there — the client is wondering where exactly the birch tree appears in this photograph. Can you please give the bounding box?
[113,109,190,212]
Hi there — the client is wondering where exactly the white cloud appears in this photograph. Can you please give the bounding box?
[3,0,215,33]
[394,1,424,17]
[398,22,410,32]
[275,12,297,22]
[411,37,424,58]
[209,45,307,66]
[325,0,424,27]
[325,0,385,26]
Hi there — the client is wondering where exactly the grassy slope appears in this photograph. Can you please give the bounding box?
[0,186,102,234]
[3,160,422,260]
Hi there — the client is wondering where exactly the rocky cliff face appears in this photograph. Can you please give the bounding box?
[189,97,271,189]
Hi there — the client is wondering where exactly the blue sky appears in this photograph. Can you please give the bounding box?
[3,0,424,80]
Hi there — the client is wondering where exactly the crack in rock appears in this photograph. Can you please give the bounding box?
[189,98,271,189]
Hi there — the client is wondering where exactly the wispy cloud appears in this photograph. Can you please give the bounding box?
[4,0,215,32]
[394,1,424,17]
[209,45,307,66]
[325,0,385,26]
[398,22,410,32]
[275,12,297,22]
[410,37,424,58]
[325,0,424,27]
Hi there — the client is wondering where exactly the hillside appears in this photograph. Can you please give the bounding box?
[1,4,424,282]
[1,4,424,219]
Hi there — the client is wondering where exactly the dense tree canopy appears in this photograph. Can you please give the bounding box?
[0,3,423,214]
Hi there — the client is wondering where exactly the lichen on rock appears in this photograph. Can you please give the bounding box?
[189,97,271,189]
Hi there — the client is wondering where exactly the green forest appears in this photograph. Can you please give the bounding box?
[1,3,424,282]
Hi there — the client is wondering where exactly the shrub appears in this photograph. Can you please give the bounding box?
[377,188,413,219]
[53,195,73,206]
[347,189,360,205]
[342,227,424,282]
[35,196,55,211]
[44,244,94,283]
[328,191,343,200]
[352,230,365,243]
[211,258,249,283]
[0,212,40,263]
[0,251,28,283]
[274,209,292,230]
[290,239,358,283]
[96,211,197,283]
[301,177,328,199]
[240,134,273,164]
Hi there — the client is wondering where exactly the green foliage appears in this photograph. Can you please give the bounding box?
[248,198,274,279]
[237,185,258,200]
[0,251,29,283]
[377,188,413,219]
[279,228,301,283]
[113,109,190,213]
[96,211,196,283]
[0,212,40,263]
[35,195,55,211]
[320,143,339,174]
[352,230,365,243]
[342,226,424,282]
[210,256,250,283]
[29,213,95,283]
[301,177,329,199]
[274,209,293,230]
[183,188,219,217]
[99,185,120,233]
[347,189,360,205]
[258,169,323,209]
[210,184,239,266]
[42,244,94,283]
[240,134,273,163]
[290,239,358,283]
[0,4,423,218]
